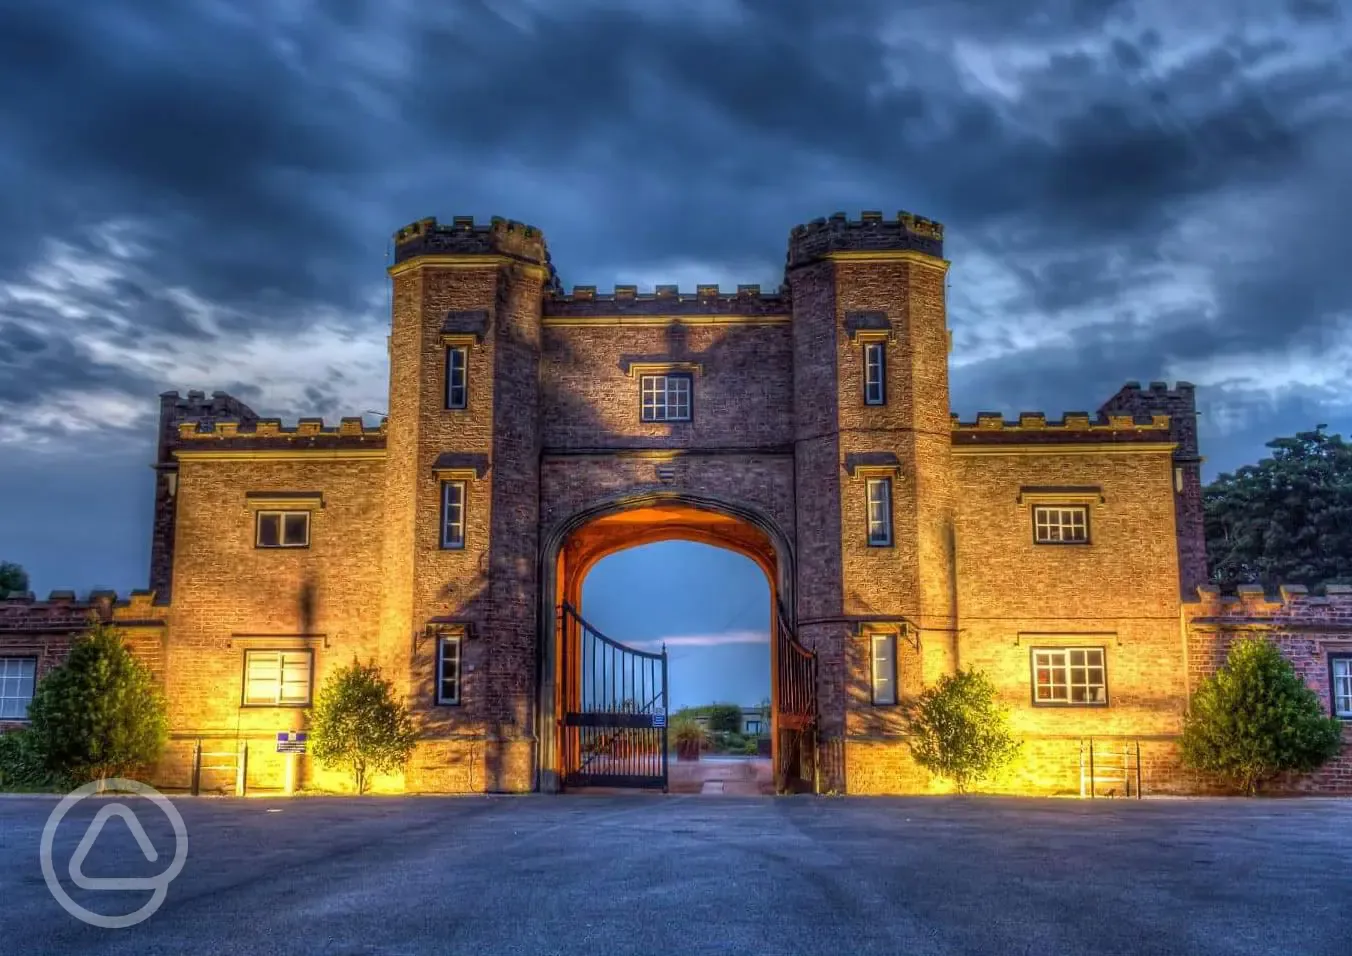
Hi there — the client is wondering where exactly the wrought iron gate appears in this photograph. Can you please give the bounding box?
[560,602,669,790]
[775,603,819,793]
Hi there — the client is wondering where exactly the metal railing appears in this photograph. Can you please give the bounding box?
[190,738,248,796]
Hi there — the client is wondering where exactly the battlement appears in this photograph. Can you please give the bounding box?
[1098,380,1199,457]
[174,415,388,449]
[1187,583,1352,626]
[392,215,552,268]
[950,410,1173,447]
[0,589,165,632]
[544,283,790,319]
[786,210,944,269]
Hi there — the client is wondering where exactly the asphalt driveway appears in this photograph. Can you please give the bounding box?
[1,792,1349,955]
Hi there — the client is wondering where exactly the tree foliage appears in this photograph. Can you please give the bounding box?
[1180,637,1342,794]
[27,622,168,783]
[0,561,28,596]
[907,669,1021,793]
[308,659,419,794]
[1204,426,1352,592]
[675,703,743,733]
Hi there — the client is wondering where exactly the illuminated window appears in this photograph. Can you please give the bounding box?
[1032,647,1107,706]
[0,657,36,720]
[441,481,466,549]
[871,632,898,705]
[640,373,692,422]
[256,511,310,548]
[1033,505,1089,544]
[866,477,893,546]
[863,342,886,405]
[243,650,313,706]
[437,635,462,705]
[446,346,468,409]
[1331,655,1352,718]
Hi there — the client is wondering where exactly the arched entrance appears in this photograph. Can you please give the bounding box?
[536,491,817,794]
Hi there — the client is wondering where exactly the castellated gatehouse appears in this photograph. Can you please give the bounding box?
[10,209,1349,797]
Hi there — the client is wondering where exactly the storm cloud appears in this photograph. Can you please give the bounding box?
[0,0,1349,590]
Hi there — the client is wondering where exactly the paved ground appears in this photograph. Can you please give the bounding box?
[2,792,1350,955]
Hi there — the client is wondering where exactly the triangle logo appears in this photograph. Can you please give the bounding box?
[68,803,162,891]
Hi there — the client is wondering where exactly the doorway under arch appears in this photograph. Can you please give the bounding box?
[535,492,818,794]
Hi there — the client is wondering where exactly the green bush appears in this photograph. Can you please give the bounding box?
[671,716,705,747]
[27,623,168,784]
[908,669,1021,793]
[309,659,419,794]
[0,730,59,790]
[1181,637,1343,794]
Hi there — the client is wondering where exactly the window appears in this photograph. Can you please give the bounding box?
[441,481,466,549]
[1032,647,1107,705]
[243,650,313,706]
[0,658,36,720]
[640,373,692,422]
[1033,505,1089,544]
[866,477,893,546]
[745,719,762,735]
[1331,655,1352,719]
[256,511,310,548]
[863,342,886,405]
[437,635,462,705]
[445,346,468,409]
[871,633,898,705]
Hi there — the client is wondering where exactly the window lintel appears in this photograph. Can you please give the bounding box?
[245,492,324,511]
[431,453,489,479]
[1018,486,1104,506]
[441,333,480,348]
[626,361,702,379]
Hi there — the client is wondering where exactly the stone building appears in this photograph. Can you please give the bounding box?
[2,211,1348,795]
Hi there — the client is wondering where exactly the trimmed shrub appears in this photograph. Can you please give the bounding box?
[908,669,1021,793]
[309,659,419,794]
[1181,637,1343,794]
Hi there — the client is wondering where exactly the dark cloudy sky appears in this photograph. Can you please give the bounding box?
[1,0,1350,699]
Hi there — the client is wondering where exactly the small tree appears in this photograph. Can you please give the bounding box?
[309,659,418,794]
[27,622,168,784]
[908,669,1021,793]
[1181,637,1343,794]
[0,561,28,596]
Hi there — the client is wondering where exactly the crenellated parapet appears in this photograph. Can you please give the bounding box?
[172,416,388,454]
[786,210,944,269]
[0,589,167,633]
[1186,584,1352,627]
[950,410,1173,447]
[544,283,790,320]
[392,215,553,272]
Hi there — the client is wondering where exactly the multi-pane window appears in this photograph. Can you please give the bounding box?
[866,477,893,546]
[445,346,468,409]
[1033,505,1089,544]
[863,342,886,405]
[640,373,692,422]
[256,511,310,548]
[871,633,898,705]
[243,650,313,706]
[1331,655,1352,718]
[437,635,462,705]
[745,719,763,735]
[0,658,36,720]
[441,481,466,549]
[1032,647,1107,705]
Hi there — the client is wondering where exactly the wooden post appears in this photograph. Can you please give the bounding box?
[284,751,298,795]
[191,738,202,797]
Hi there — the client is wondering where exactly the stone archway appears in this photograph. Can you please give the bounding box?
[535,490,798,792]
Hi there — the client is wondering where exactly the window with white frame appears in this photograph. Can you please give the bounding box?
[1031,647,1107,705]
[871,632,898,705]
[640,373,692,422]
[866,477,893,546]
[863,341,886,405]
[256,511,310,548]
[437,634,462,705]
[1033,505,1090,544]
[243,650,313,706]
[441,481,466,549]
[445,346,468,409]
[1331,655,1352,718]
[0,658,36,720]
